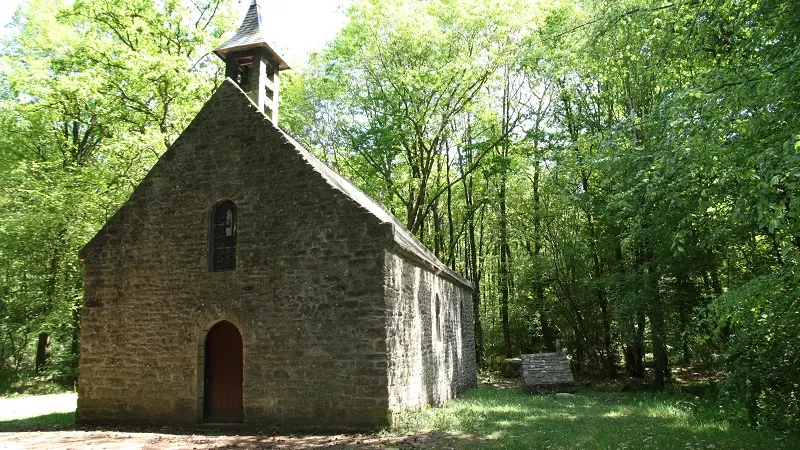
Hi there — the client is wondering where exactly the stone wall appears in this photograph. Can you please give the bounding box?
[78,80,395,429]
[521,353,574,393]
[384,251,477,415]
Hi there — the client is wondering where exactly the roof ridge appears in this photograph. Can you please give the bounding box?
[221,79,472,288]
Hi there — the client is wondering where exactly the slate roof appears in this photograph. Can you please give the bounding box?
[213,0,290,70]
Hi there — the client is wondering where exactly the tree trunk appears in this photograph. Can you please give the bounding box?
[623,309,646,379]
[35,333,49,373]
[432,199,442,259]
[531,159,556,352]
[599,296,615,378]
[633,310,646,378]
[458,119,485,364]
[574,338,585,373]
[540,310,556,352]
[708,250,723,296]
[746,376,762,427]
[676,274,697,365]
[70,286,82,372]
[498,73,512,358]
[469,214,485,363]
[581,172,615,379]
[499,174,512,357]
[464,174,484,364]
[647,262,669,389]
[445,156,456,268]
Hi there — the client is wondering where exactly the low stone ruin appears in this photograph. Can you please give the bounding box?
[521,353,574,392]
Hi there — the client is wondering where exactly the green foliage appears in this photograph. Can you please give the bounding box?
[0,0,236,390]
[713,270,800,429]
[284,0,800,428]
[283,0,537,236]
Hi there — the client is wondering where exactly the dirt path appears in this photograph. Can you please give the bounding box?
[0,393,476,449]
[0,429,472,449]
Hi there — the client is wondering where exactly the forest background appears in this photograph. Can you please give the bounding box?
[0,0,797,430]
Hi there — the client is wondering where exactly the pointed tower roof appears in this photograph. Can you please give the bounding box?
[213,0,290,70]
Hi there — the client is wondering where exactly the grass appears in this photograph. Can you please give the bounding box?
[0,411,75,429]
[0,376,73,397]
[1,386,798,450]
[389,386,800,449]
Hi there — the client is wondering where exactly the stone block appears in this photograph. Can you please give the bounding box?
[521,353,574,393]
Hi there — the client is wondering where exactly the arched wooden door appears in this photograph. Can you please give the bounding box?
[203,321,244,422]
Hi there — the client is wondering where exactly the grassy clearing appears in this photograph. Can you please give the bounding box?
[390,387,800,449]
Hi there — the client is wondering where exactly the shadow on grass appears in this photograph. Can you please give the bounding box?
[391,387,800,449]
[0,412,75,431]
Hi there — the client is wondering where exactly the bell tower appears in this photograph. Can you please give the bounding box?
[214,0,290,124]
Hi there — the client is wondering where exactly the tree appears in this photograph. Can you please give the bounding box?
[0,0,235,387]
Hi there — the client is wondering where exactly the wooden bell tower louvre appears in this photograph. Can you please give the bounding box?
[213,0,290,124]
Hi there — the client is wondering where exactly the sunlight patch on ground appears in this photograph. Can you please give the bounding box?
[487,430,504,440]
[644,404,691,420]
[0,393,76,421]
[684,420,730,432]
[483,405,526,414]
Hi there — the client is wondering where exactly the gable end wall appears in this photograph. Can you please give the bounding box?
[77,80,393,429]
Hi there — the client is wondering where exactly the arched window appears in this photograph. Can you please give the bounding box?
[210,200,236,272]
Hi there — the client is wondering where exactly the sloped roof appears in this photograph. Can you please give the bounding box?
[80,79,472,289]
[224,80,471,289]
[213,0,290,70]
[281,131,472,288]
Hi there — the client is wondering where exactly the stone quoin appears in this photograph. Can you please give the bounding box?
[76,0,476,430]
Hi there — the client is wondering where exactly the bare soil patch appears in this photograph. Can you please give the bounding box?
[0,392,478,449]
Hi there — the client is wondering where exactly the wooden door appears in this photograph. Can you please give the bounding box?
[203,320,244,422]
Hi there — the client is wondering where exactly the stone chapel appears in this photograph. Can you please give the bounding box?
[76,0,476,429]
